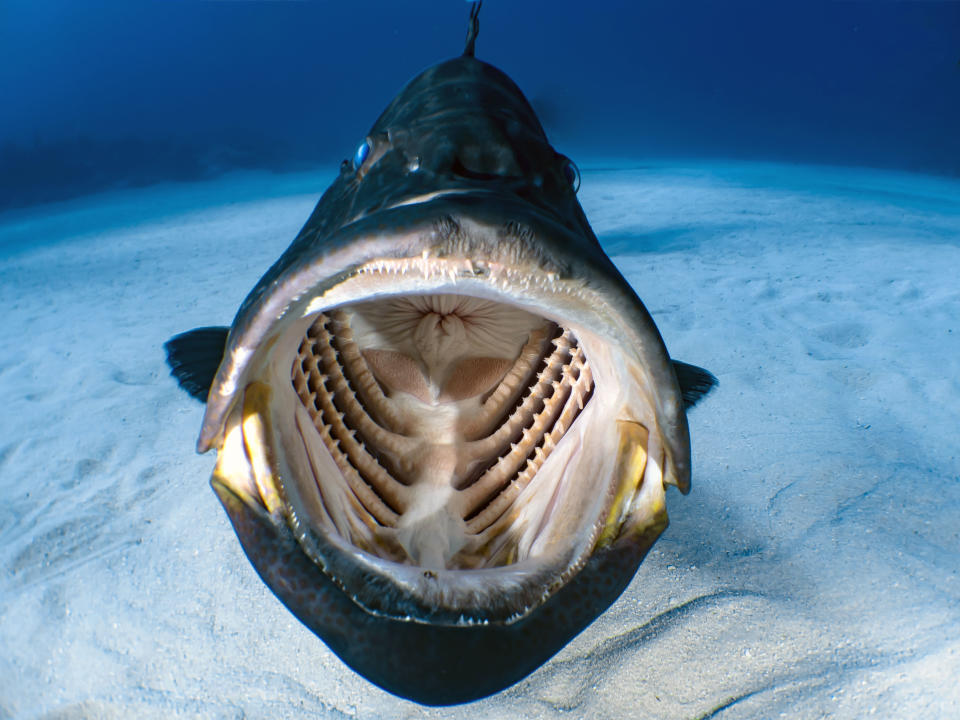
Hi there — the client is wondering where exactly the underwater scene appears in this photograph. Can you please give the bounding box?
[1,1,958,718]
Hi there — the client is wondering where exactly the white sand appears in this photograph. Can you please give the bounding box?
[1,162,957,719]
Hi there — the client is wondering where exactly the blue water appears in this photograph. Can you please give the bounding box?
[2,0,958,210]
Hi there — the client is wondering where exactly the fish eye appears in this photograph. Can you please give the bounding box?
[354,139,371,169]
[562,158,580,193]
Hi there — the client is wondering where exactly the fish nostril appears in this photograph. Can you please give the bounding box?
[451,156,502,181]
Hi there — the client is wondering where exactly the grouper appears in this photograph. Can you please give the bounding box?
[165,2,715,705]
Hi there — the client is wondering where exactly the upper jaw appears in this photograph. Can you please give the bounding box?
[199,191,685,459]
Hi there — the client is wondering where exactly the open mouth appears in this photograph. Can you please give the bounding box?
[289,295,595,571]
[211,233,674,625]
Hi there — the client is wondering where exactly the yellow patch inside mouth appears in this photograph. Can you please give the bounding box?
[596,421,650,549]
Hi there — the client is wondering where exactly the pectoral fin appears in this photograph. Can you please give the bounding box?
[672,360,718,410]
[164,326,229,402]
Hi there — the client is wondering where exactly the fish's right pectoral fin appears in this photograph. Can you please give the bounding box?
[163,326,230,402]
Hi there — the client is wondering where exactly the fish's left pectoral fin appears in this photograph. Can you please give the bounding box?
[163,326,230,402]
[672,360,718,410]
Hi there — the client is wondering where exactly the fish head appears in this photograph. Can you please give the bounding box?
[175,54,707,702]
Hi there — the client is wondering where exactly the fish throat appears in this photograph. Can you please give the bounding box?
[289,295,595,571]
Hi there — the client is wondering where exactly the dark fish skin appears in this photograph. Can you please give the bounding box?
[213,479,666,706]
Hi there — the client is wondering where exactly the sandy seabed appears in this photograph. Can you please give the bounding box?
[1,162,957,719]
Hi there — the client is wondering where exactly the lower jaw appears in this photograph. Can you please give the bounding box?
[212,468,667,704]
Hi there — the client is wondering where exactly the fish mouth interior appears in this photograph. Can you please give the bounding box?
[288,295,596,571]
[231,266,667,623]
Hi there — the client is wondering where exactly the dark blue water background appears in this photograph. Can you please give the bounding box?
[1,0,957,210]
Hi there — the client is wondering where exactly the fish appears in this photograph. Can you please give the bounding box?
[164,2,715,706]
